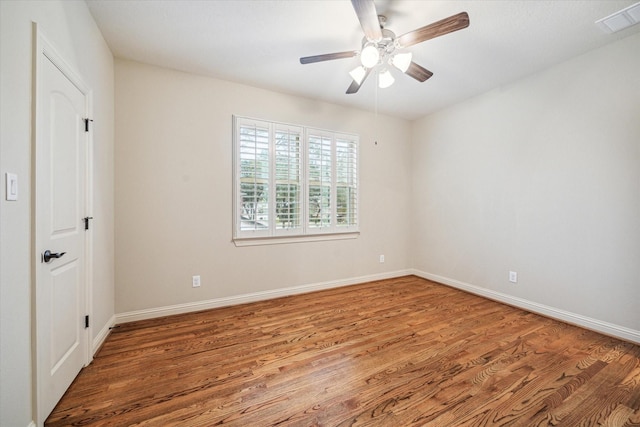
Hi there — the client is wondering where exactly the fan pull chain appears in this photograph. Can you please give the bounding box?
[374,69,379,145]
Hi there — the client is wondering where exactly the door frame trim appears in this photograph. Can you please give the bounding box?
[31,22,94,424]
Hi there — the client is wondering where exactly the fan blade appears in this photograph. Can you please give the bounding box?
[396,12,469,48]
[300,51,358,64]
[351,0,383,41]
[346,68,372,94]
[406,62,433,82]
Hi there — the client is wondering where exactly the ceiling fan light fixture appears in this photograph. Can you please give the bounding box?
[391,52,412,73]
[360,43,380,68]
[349,66,367,85]
[378,69,395,88]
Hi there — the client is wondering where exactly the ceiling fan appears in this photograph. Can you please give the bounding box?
[300,0,470,94]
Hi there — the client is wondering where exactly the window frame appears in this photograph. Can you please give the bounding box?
[233,116,359,245]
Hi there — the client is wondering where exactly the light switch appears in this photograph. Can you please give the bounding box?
[6,173,18,201]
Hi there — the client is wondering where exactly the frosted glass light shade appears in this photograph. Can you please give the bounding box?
[349,66,367,85]
[360,44,380,68]
[378,69,395,88]
[391,52,412,73]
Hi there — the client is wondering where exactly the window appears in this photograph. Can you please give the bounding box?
[234,116,358,243]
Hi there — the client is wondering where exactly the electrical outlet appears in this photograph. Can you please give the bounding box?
[379,255,385,263]
[192,275,201,288]
[509,271,518,283]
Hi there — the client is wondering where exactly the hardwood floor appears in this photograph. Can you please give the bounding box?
[47,276,640,426]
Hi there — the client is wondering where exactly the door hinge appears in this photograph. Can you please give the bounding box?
[83,216,94,230]
[85,315,90,328]
[84,118,93,132]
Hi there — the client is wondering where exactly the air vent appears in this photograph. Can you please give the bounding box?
[596,2,640,33]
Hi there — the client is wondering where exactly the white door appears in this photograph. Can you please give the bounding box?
[35,32,90,423]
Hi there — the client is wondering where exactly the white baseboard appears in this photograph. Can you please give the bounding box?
[410,269,640,345]
[93,314,116,355]
[115,270,412,324]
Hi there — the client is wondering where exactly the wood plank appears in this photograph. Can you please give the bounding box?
[46,276,640,426]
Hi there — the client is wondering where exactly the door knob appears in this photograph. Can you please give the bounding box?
[42,250,66,263]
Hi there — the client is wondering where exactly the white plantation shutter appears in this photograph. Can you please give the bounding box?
[274,125,302,233]
[234,116,358,241]
[336,136,358,228]
[307,132,333,229]
[237,119,270,233]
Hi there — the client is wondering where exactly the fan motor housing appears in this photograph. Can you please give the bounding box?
[362,28,397,58]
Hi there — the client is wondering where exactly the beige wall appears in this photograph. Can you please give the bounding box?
[114,32,640,339]
[411,32,640,335]
[114,59,412,314]
[0,1,114,425]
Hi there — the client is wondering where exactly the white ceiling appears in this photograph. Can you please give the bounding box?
[86,0,640,120]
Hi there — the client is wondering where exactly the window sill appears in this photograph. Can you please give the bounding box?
[233,231,360,247]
